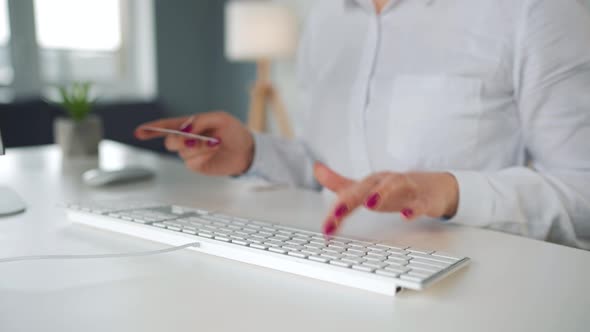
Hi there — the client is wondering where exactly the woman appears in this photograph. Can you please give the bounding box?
[136,0,590,249]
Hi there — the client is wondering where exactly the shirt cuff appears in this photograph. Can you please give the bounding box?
[240,132,273,179]
[445,170,495,227]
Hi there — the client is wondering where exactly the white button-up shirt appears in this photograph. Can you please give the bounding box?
[248,0,590,249]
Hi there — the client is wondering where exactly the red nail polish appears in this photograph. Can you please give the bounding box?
[207,138,221,147]
[323,220,337,236]
[365,193,380,209]
[181,124,193,133]
[401,208,414,218]
[334,204,348,218]
[184,139,196,147]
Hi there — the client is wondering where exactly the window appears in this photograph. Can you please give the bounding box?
[1,0,156,101]
[0,0,12,85]
[34,0,124,85]
[35,0,121,51]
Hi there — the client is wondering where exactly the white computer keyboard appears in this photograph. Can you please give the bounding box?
[64,201,470,296]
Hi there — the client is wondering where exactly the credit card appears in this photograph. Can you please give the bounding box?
[143,126,219,143]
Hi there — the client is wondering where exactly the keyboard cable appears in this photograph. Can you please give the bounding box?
[0,242,200,264]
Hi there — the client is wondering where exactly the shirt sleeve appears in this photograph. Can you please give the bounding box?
[447,0,590,249]
[244,133,320,190]
[239,13,320,191]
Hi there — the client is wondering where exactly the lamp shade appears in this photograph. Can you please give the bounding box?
[225,1,298,61]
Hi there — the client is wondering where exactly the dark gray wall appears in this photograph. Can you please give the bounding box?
[154,0,255,122]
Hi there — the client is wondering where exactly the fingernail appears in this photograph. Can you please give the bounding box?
[323,219,337,236]
[184,139,197,147]
[401,208,414,219]
[365,193,380,209]
[207,138,221,147]
[181,124,193,133]
[334,204,348,218]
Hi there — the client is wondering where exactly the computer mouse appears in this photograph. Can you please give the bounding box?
[82,167,154,187]
[0,187,26,216]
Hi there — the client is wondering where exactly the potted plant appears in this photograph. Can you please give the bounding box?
[53,82,103,157]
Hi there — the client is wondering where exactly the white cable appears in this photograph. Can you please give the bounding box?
[0,242,200,264]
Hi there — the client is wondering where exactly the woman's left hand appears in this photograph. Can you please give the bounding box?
[313,163,460,237]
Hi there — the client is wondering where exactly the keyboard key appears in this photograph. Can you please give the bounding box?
[321,252,343,260]
[365,255,386,262]
[308,256,328,263]
[167,225,182,232]
[386,248,409,256]
[352,265,374,272]
[269,247,287,254]
[182,228,197,235]
[407,270,431,279]
[231,239,249,246]
[322,247,344,254]
[400,274,425,283]
[283,244,304,252]
[329,260,351,268]
[407,262,439,272]
[410,257,449,268]
[265,240,283,247]
[384,266,410,274]
[287,251,307,258]
[305,243,325,249]
[342,256,365,264]
[407,248,434,255]
[286,239,307,246]
[247,238,264,244]
[198,231,213,238]
[375,243,406,250]
[348,243,367,249]
[250,243,268,250]
[375,270,399,278]
[431,251,462,262]
[214,235,230,242]
[362,262,387,269]
[302,248,322,256]
[384,259,408,267]
[346,249,366,256]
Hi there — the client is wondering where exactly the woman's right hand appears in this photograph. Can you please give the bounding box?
[134,111,255,176]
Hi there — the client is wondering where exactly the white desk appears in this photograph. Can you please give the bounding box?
[1,141,589,332]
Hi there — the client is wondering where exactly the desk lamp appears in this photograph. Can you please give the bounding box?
[225,0,297,138]
[0,129,26,216]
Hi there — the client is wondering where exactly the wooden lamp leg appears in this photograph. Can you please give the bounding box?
[248,60,271,133]
[268,86,293,138]
[247,59,294,138]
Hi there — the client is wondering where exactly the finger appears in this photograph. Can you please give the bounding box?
[164,134,187,152]
[178,143,220,160]
[135,116,192,140]
[368,174,427,222]
[189,111,231,137]
[314,162,354,193]
[184,151,217,173]
[322,175,382,237]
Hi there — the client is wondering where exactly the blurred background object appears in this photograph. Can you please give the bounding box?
[225,0,297,138]
[53,82,102,157]
[0,0,312,153]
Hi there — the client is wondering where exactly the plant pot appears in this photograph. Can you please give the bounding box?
[54,115,103,157]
